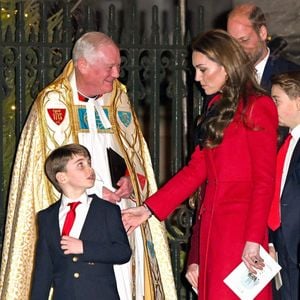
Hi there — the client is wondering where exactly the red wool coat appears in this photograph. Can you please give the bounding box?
[146,94,278,299]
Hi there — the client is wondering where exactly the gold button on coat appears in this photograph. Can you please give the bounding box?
[74,272,80,278]
[72,256,78,262]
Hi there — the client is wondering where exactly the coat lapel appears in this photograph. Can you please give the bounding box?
[286,138,300,180]
[79,196,97,239]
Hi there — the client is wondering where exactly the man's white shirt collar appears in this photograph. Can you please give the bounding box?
[255,47,270,84]
[290,124,300,141]
[61,192,89,206]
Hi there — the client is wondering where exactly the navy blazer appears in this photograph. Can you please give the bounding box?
[280,139,300,265]
[262,55,300,141]
[31,194,131,300]
[261,54,300,92]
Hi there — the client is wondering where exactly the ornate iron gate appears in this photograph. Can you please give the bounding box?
[0,1,204,298]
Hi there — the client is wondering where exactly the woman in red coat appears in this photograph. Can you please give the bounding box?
[123,29,278,299]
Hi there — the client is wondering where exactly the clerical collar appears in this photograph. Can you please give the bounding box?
[77,91,101,102]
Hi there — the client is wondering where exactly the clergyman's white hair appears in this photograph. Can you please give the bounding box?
[72,31,117,65]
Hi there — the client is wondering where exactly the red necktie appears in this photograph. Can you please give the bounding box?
[268,134,292,231]
[62,201,81,236]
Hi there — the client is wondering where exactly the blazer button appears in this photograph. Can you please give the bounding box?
[74,272,80,279]
[72,256,78,262]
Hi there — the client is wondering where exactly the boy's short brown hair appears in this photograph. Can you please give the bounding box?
[271,71,300,99]
[45,143,91,193]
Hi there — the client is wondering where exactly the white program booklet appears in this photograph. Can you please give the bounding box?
[223,246,281,300]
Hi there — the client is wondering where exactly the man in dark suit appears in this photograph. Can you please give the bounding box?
[268,72,300,300]
[30,144,131,300]
[227,3,299,93]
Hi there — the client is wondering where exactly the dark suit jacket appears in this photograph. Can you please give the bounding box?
[31,194,131,300]
[279,139,300,265]
[261,54,300,92]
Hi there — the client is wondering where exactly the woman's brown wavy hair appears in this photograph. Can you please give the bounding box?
[192,29,266,148]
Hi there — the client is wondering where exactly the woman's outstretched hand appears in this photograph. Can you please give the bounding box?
[122,205,151,234]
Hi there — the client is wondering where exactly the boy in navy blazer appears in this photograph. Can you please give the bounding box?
[30,144,131,300]
[269,71,300,300]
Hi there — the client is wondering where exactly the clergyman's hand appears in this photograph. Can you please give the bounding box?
[102,186,121,203]
[122,206,151,234]
[115,176,133,199]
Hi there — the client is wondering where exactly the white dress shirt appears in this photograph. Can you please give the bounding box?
[70,71,123,199]
[59,193,92,238]
[280,124,300,196]
[255,48,270,84]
